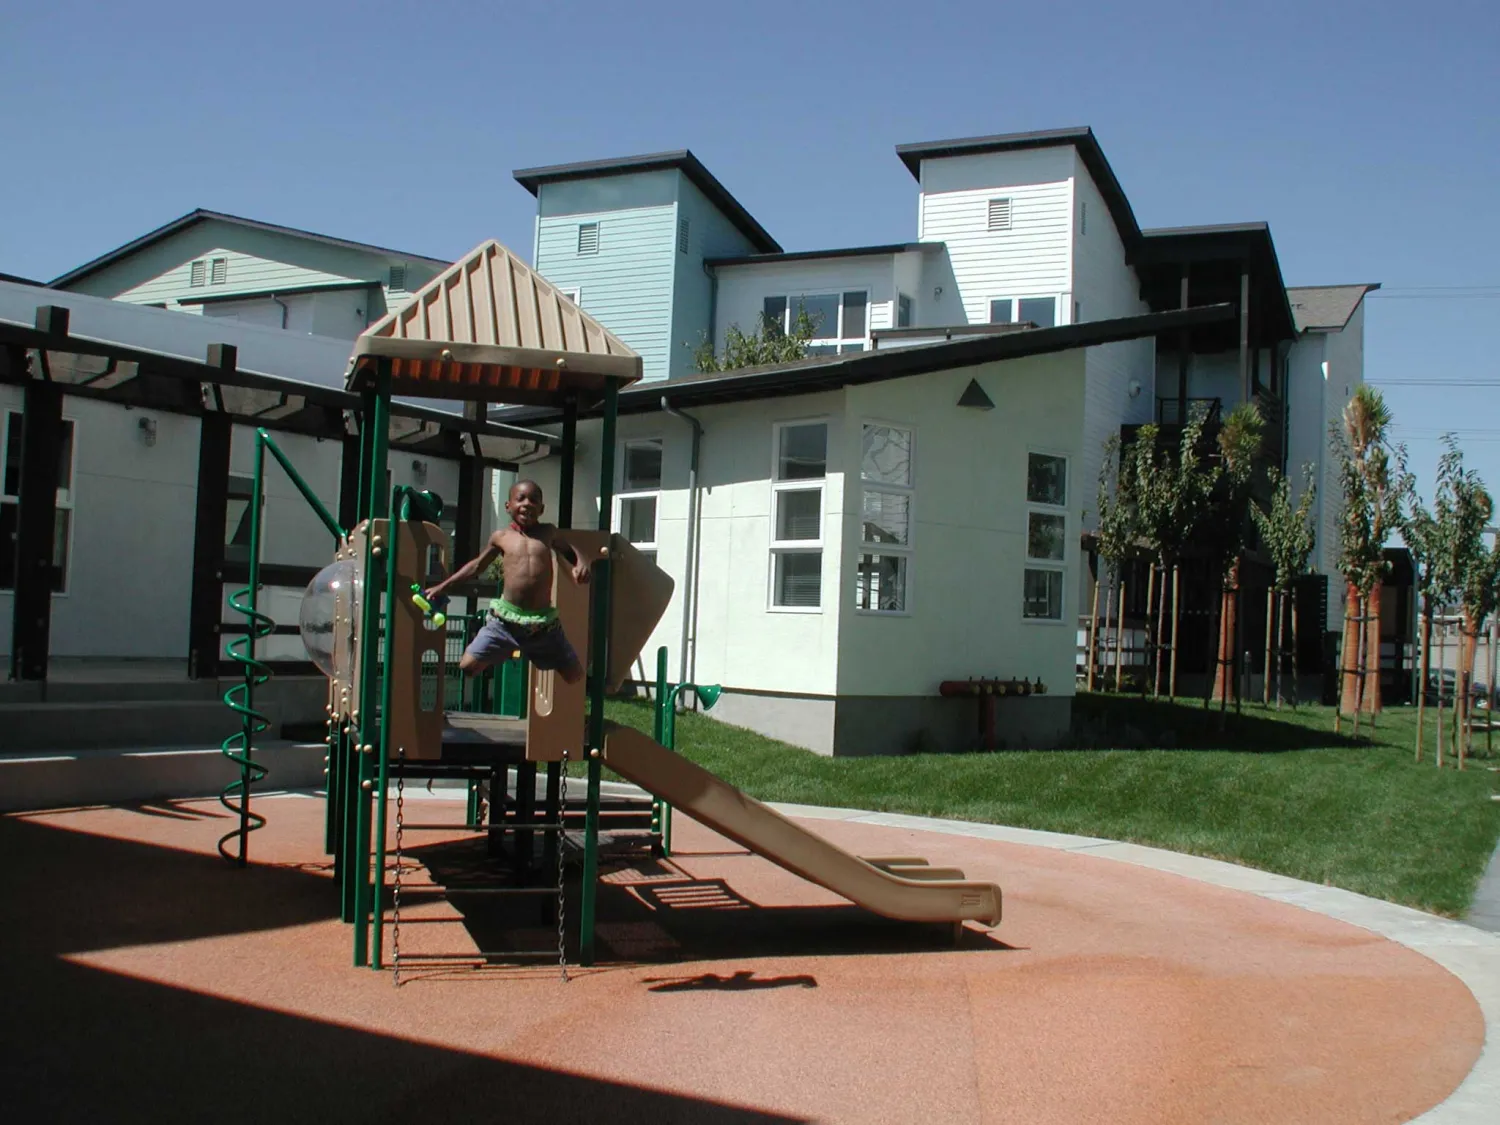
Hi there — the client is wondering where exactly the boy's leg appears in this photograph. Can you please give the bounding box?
[516,624,584,684]
[461,617,520,677]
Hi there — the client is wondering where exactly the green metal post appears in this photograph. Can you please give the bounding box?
[662,689,678,856]
[371,485,410,969]
[352,365,391,967]
[339,397,377,920]
[651,647,670,855]
[578,381,616,966]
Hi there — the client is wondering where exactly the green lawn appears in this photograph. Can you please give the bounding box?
[591,692,1500,920]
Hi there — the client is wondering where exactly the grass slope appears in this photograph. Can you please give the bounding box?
[594,693,1500,919]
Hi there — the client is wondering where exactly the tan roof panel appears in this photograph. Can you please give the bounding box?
[347,239,640,406]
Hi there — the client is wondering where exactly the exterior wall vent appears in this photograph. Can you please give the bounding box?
[210,257,228,285]
[987,197,1012,232]
[388,264,407,290]
[677,218,690,255]
[578,222,600,255]
[189,260,206,287]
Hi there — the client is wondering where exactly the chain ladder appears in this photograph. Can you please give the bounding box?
[392,743,405,988]
[557,746,569,983]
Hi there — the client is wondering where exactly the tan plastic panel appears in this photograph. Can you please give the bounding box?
[383,519,450,761]
[524,542,594,763]
[601,723,1002,928]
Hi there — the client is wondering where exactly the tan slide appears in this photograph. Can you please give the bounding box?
[602,723,1002,928]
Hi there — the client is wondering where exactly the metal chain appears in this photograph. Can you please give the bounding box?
[393,743,405,988]
[557,746,569,983]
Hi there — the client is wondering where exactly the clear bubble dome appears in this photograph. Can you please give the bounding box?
[299,559,362,680]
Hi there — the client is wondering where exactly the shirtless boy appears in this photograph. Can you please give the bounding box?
[424,480,590,684]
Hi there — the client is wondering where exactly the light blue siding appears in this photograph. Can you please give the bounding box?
[668,178,760,379]
[535,177,678,381]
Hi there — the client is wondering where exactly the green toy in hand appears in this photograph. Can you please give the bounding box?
[410,583,448,627]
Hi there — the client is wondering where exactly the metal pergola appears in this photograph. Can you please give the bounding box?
[0,304,560,682]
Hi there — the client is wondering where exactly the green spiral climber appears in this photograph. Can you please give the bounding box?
[219,583,273,864]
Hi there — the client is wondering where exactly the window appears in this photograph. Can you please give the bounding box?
[856,424,913,613]
[897,294,913,328]
[770,421,826,609]
[210,257,228,285]
[762,291,869,354]
[987,197,1012,231]
[558,286,581,306]
[577,222,599,255]
[616,438,662,565]
[989,297,1057,328]
[677,218,690,255]
[1074,301,1081,323]
[1023,452,1068,621]
[189,260,207,288]
[1,410,76,593]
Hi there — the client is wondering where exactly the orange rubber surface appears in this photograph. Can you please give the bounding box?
[3,795,1482,1124]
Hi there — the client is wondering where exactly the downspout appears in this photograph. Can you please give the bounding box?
[662,395,704,696]
[271,294,289,330]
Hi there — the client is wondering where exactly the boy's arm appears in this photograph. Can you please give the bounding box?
[549,529,591,583]
[427,532,502,599]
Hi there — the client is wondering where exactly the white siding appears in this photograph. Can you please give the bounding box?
[892,249,924,326]
[838,353,1086,699]
[1071,151,1153,548]
[532,394,847,697]
[201,288,372,338]
[916,149,1075,326]
[713,257,897,351]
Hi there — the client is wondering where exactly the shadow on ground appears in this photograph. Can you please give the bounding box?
[412,838,1016,964]
[0,813,808,1124]
[1067,693,1365,752]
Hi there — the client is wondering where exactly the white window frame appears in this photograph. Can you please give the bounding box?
[1,409,77,596]
[1022,448,1069,625]
[615,437,662,565]
[989,296,1059,328]
[557,286,582,306]
[896,293,913,328]
[768,418,829,613]
[855,420,914,616]
[763,291,870,355]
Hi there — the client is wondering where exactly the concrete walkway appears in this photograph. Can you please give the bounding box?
[1468,836,1500,933]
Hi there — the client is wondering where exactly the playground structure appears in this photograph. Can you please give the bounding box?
[222,240,1002,973]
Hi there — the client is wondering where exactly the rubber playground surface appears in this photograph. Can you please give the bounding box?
[3,792,1486,1124]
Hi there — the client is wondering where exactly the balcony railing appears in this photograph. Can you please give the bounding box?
[1155,397,1222,426]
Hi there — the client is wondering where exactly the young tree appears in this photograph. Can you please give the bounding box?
[1331,386,1404,728]
[1123,413,1219,697]
[692,309,818,373]
[1095,434,1145,691]
[1404,468,1451,762]
[1437,437,1500,768]
[1251,464,1317,708]
[1205,403,1265,709]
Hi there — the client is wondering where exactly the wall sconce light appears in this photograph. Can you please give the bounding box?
[411,458,428,483]
[933,285,944,300]
[1127,379,1142,399]
[138,416,157,447]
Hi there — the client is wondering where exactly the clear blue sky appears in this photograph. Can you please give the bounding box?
[2,0,1495,506]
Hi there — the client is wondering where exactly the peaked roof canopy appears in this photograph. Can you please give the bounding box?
[50,208,450,289]
[347,239,641,407]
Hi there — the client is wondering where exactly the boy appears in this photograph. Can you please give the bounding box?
[424,480,590,684]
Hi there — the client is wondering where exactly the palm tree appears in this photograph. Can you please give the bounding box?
[1331,386,1404,729]
[1251,464,1317,708]
[1206,403,1264,709]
